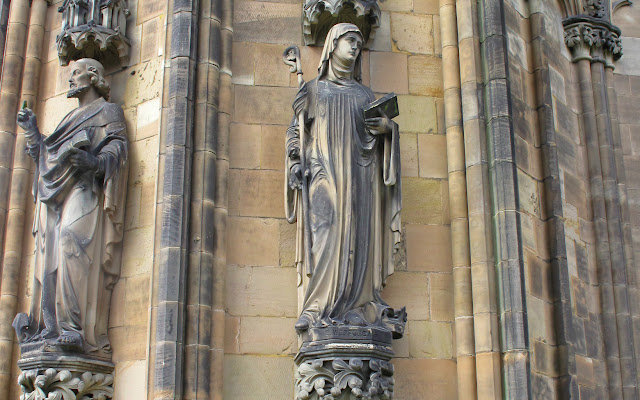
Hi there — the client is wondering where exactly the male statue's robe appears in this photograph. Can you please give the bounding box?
[26,96,128,357]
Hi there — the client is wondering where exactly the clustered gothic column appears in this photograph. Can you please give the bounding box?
[148,0,233,398]
[563,10,639,397]
[0,0,47,395]
[438,0,477,398]
[434,0,505,396]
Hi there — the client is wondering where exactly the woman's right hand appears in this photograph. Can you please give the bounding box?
[289,163,303,190]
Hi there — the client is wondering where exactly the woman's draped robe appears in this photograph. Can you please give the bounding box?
[285,78,402,331]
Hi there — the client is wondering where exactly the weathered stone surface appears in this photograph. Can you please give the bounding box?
[382,271,430,320]
[394,359,457,399]
[229,123,261,169]
[225,265,297,317]
[114,360,147,399]
[234,85,298,125]
[405,224,451,271]
[370,51,408,94]
[400,133,419,177]
[396,95,437,133]
[390,13,434,54]
[430,273,454,321]
[255,43,291,86]
[239,317,297,354]
[408,55,443,97]
[138,0,165,21]
[418,134,448,178]
[227,217,280,266]
[224,355,294,399]
[233,1,302,45]
[260,124,286,170]
[228,169,284,218]
[370,11,391,52]
[408,320,453,358]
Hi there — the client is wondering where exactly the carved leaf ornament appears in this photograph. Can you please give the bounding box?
[19,369,114,400]
[563,21,623,60]
[296,358,394,400]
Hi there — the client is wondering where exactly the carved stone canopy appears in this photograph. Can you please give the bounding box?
[57,0,131,66]
[303,0,381,46]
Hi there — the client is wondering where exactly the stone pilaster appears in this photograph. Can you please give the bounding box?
[149,0,199,397]
[478,0,530,396]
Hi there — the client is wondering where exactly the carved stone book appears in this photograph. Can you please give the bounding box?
[50,130,91,163]
[363,92,399,120]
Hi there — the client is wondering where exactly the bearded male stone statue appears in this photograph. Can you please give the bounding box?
[13,58,128,363]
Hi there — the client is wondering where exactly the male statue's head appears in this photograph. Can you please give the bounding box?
[67,58,110,100]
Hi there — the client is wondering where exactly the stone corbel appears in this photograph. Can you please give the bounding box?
[56,0,131,66]
[303,0,381,46]
[563,16,622,68]
[17,355,115,400]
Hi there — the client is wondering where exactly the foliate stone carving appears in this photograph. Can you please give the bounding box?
[57,0,131,66]
[13,58,128,365]
[585,0,607,19]
[563,17,622,65]
[303,0,381,46]
[283,23,405,399]
[296,358,394,400]
[18,368,114,400]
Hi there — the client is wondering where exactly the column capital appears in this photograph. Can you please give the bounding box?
[563,16,622,67]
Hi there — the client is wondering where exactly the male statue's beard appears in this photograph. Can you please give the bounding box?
[67,84,90,98]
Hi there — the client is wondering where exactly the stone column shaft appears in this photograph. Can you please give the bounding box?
[590,60,638,398]
[439,0,477,398]
[211,0,233,396]
[183,0,232,396]
[0,1,47,396]
[0,0,30,288]
[455,0,502,397]
[528,2,581,396]
[478,0,530,396]
[575,57,623,397]
[604,65,640,389]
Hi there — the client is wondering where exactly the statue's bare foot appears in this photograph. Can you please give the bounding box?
[56,331,83,351]
[39,328,58,340]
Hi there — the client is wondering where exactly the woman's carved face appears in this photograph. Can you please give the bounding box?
[333,32,363,65]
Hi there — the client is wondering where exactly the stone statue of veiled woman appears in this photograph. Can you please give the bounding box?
[285,23,405,337]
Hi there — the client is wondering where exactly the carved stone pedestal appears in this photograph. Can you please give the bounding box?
[17,354,114,400]
[295,327,396,400]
